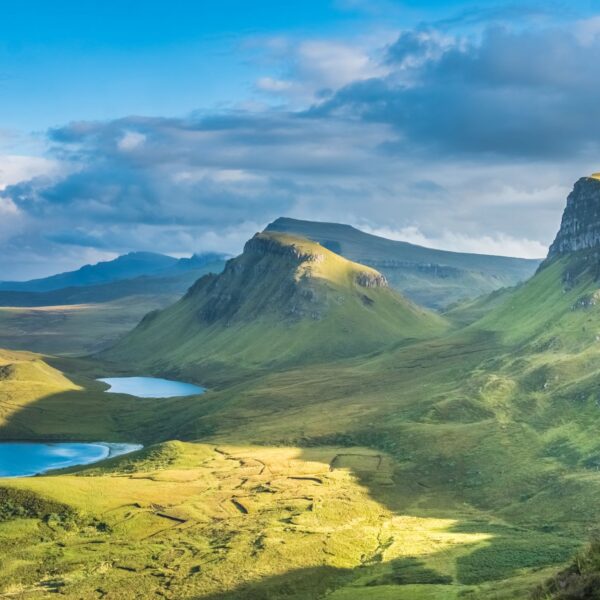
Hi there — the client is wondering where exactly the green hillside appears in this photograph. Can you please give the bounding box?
[4,180,600,598]
[104,231,447,380]
[266,217,541,309]
[1,254,593,598]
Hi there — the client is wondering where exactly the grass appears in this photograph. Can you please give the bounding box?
[0,442,490,599]
[3,244,600,597]
[0,295,174,356]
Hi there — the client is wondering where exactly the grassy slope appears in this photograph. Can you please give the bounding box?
[266,217,541,309]
[4,251,600,598]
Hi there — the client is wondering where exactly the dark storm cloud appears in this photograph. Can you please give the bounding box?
[316,26,600,158]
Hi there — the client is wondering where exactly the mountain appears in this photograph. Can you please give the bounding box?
[0,254,227,308]
[0,251,228,296]
[266,217,541,309]
[471,175,600,346]
[6,177,600,599]
[547,175,600,258]
[104,231,447,379]
[0,252,177,292]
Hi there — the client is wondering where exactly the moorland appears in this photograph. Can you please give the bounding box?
[2,177,600,599]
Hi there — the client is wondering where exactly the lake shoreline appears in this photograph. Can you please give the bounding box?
[0,441,143,478]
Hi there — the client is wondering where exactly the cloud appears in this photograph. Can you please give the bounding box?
[4,10,600,277]
[316,23,600,158]
[361,225,547,258]
[253,37,389,103]
[0,155,60,191]
[117,130,146,151]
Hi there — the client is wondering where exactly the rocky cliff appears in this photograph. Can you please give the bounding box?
[548,176,600,258]
[182,232,389,324]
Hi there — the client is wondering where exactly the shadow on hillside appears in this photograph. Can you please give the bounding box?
[0,333,585,598]
[188,558,458,600]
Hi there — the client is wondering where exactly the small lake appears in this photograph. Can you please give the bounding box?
[0,442,143,478]
[99,376,205,398]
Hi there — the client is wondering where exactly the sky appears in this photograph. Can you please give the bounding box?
[3,0,600,279]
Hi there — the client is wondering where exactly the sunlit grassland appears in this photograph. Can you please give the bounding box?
[0,441,575,599]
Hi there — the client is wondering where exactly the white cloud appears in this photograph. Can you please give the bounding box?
[360,225,547,258]
[0,155,59,191]
[256,77,294,93]
[117,131,146,151]
[254,37,389,102]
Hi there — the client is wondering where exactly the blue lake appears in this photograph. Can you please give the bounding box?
[99,376,205,398]
[0,442,142,478]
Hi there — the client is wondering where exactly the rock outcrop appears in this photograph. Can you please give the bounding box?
[548,176,600,258]
[355,272,388,288]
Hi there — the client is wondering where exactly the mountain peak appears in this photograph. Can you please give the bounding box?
[105,231,443,376]
[183,231,390,324]
[245,231,327,265]
[244,232,388,290]
[547,176,600,258]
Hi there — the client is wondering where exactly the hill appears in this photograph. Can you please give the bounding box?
[266,217,541,309]
[104,231,447,380]
[0,252,227,304]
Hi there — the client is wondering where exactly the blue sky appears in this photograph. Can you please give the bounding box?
[1,0,532,131]
[3,0,600,278]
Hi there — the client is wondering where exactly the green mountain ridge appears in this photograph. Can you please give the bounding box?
[104,231,447,380]
[266,216,541,309]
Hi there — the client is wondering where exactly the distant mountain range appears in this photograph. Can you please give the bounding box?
[0,222,542,311]
[0,252,229,307]
[266,217,541,309]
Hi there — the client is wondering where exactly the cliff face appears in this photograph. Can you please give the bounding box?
[548,177,600,258]
[183,232,389,325]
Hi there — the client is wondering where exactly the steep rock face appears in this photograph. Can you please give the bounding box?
[548,177,600,257]
[182,233,331,324]
[243,234,325,264]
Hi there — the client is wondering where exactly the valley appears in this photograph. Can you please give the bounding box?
[2,177,600,598]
